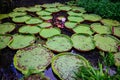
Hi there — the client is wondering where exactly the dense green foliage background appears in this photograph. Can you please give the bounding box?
[68,0,120,21]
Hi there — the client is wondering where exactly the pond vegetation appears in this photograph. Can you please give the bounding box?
[0,1,120,80]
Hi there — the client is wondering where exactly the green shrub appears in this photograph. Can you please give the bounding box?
[67,0,120,21]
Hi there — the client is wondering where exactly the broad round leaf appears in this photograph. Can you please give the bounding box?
[14,44,54,74]
[38,22,52,28]
[82,14,102,22]
[52,53,89,80]
[9,12,27,17]
[71,33,95,51]
[68,16,84,23]
[0,35,12,49]
[12,15,31,23]
[25,17,43,24]
[19,25,41,34]
[73,24,93,35]
[36,11,52,16]
[91,23,111,34]
[101,19,120,26]
[46,34,73,52]
[65,21,77,29]
[0,22,15,34]
[39,27,61,38]
[114,52,120,67]
[8,34,35,49]
[94,34,120,52]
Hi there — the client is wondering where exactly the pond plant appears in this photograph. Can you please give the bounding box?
[0,2,120,80]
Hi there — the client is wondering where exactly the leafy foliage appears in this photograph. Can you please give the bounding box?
[75,63,111,80]
[67,0,120,21]
[100,51,115,67]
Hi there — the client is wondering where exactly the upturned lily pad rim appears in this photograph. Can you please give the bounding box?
[71,33,95,51]
[51,53,90,80]
[45,34,73,52]
[13,44,54,74]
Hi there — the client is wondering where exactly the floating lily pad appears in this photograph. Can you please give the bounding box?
[12,15,31,23]
[0,14,9,20]
[68,16,84,23]
[40,16,53,20]
[91,23,111,34]
[36,11,52,16]
[71,7,86,13]
[8,34,35,49]
[58,6,71,11]
[112,26,120,38]
[13,7,27,12]
[94,34,120,52]
[0,22,15,34]
[27,6,42,12]
[38,22,52,28]
[52,53,89,80]
[13,44,54,74]
[25,17,43,24]
[19,25,41,34]
[45,34,73,52]
[39,28,61,38]
[65,21,77,29]
[82,14,102,22]
[67,11,83,17]
[9,12,27,17]
[42,3,63,8]
[0,35,12,49]
[73,24,93,35]
[114,52,120,67]
[101,19,120,27]
[45,8,60,13]
[71,33,95,51]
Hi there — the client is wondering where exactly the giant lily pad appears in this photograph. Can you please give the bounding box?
[38,22,52,28]
[91,23,111,34]
[71,7,86,13]
[36,11,52,16]
[40,16,53,21]
[19,25,41,34]
[25,17,43,24]
[68,16,84,23]
[13,7,27,12]
[114,52,120,67]
[13,44,54,74]
[45,8,60,13]
[94,34,120,52]
[8,34,35,49]
[9,12,27,17]
[45,34,73,52]
[67,11,83,17]
[26,6,42,12]
[39,28,61,38]
[73,24,93,35]
[65,21,77,29]
[52,53,89,80]
[112,26,120,38]
[58,6,71,11]
[12,15,31,23]
[42,3,63,8]
[82,14,102,22]
[0,35,12,49]
[0,22,15,34]
[0,14,9,20]
[71,33,95,51]
[101,19,120,26]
